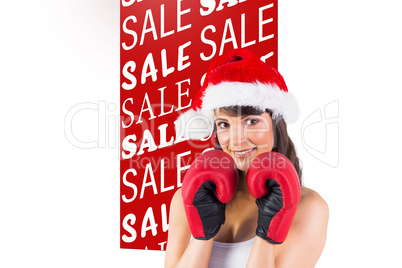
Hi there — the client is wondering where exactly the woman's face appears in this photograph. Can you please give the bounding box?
[214,109,274,171]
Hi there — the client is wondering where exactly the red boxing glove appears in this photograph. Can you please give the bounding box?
[247,152,301,244]
[181,150,238,240]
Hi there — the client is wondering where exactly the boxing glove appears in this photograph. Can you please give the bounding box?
[181,150,238,240]
[247,152,301,244]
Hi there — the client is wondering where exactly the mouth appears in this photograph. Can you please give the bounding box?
[232,148,256,159]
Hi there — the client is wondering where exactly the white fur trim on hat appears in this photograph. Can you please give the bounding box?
[176,82,299,140]
[202,82,295,119]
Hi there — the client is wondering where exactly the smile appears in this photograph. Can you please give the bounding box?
[233,148,255,158]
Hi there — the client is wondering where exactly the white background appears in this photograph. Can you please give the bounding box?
[1,0,401,267]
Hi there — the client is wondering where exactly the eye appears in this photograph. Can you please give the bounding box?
[246,118,259,125]
[216,121,230,129]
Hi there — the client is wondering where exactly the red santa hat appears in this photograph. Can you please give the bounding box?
[175,48,298,140]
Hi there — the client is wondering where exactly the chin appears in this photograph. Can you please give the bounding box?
[235,161,251,172]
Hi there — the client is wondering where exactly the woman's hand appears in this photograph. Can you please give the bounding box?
[181,150,238,240]
[247,152,301,244]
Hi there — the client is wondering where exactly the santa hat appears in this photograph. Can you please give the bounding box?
[175,48,298,140]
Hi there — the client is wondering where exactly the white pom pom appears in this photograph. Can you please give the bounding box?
[175,109,214,140]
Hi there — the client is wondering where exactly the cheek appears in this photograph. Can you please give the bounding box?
[247,131,273,149]
[216,131,230,147]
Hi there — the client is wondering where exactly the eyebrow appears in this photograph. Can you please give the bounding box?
[214,115,257,121]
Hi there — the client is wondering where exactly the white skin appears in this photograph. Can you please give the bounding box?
[165,109,329,268]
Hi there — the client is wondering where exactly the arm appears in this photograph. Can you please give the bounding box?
[247,237,276,268]
[175,237,214,268]
[164,189,214,268]
[246,188,329,268]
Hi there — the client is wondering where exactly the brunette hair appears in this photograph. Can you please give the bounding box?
[214,106,303,185]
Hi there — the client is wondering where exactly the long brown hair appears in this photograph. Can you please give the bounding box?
[214,106,303,185]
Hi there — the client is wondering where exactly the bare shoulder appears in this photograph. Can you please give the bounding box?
[300,187,329,212]
[168,188,189,231]
[298,187,329,222]
[275,186,329,267]
[165,188,191,267]
[298,187,328,250]
[171,188,183,208]
[295,186,329,233]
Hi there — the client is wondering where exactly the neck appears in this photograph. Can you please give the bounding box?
[237,170,251,195]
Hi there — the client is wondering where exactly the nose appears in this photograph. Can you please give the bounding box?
[230,125,247,148]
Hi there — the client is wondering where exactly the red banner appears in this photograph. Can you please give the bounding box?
[120,0,278,250]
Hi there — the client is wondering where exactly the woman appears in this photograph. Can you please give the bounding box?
[165,49,329,268]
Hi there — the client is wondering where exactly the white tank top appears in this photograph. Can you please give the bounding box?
[208,237,256,268]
